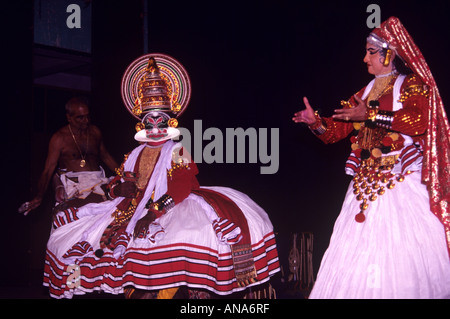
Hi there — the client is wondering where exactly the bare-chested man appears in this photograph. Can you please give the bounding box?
[21,97,119,215]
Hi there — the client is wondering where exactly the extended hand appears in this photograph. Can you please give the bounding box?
[292,97,316,125]
[332,95,367,122]
[19,197,42,215]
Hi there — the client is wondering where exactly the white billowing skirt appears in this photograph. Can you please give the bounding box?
[309,172,450,299]
[44,186,280,299]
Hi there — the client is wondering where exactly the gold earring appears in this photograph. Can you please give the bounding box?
[135,122,145,132]
[383,49,392,67]
[168,118,178,128]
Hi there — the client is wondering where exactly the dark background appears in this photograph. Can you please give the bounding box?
[2,0,450,297]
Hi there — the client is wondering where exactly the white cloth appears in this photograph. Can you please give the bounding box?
[51,141,180,260]
[60,167,110,200]
[309,172,450,298]
[49,185,275,265]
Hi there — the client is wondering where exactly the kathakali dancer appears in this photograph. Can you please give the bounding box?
[293,17,450,298]
[43,53,280,299]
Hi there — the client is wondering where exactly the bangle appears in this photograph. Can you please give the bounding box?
[147,194,175,216]
[375,110,394,129]
[309,111,327,135]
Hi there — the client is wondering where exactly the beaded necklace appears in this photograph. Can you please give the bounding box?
[350,73,409,223]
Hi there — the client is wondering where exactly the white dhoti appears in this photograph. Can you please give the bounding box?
[59,168,111,200]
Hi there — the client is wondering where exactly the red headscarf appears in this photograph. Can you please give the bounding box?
[369,17,450,256]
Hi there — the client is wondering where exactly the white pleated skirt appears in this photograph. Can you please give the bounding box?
[309,172,450,299]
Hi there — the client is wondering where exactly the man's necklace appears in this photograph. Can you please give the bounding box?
[69,124,89,168]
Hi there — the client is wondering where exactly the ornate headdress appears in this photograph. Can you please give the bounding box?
[121,53,191,142]
[369,17,450,256]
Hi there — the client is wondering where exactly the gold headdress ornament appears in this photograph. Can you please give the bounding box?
[137,57,172,114]
[121,53,192,132]
[370,17,450,257]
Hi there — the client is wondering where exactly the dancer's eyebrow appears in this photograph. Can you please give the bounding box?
[366,47,379,55]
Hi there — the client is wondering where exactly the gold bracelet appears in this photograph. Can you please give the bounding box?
[309,111,327,135]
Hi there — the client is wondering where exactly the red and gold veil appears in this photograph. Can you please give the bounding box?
[369,17,450,256]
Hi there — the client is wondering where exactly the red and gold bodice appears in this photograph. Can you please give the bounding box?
[315,73,429,148]
[311,73,429,222]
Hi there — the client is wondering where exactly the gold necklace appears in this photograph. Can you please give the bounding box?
[366,73,397,104]
[359,74,397,150]
[69,124,89,167]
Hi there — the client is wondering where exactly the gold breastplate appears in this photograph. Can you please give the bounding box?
[136,146,161,190]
